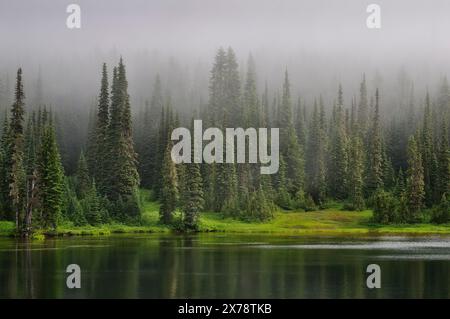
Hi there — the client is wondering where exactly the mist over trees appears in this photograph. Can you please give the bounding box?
[0,44,449,236]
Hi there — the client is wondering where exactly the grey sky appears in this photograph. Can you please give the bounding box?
[0,0,449,113]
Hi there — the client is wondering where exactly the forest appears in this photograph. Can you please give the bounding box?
[0,47,449,237]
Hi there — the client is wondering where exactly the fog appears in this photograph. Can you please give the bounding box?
[1,0,450,117]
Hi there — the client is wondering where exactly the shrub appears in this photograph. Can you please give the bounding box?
[372,190,399,224]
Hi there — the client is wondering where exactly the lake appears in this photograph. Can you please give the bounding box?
[0,234,449,298]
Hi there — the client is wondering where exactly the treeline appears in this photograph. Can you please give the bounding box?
[0,59,142,236]
[133,47,450,227]
[0,48,449,236]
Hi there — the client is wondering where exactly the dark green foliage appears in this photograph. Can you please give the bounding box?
[75,151,90,198]
[7,69,27,230]
[421,93,438,207]
[372,190,399,224]
[347,135,365,211]
[328,86,348,199]
[431,194,450,224]
[81,181,107,225]
[181,160,204,230]
[159,142,178,224]
[36,125,64,230]
[366,89,383,194]
[403,135,425,222]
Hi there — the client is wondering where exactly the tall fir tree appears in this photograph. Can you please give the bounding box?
[366,88,384,195]
[159,141,178,224]
[8,69,27,230]
[37,125,64,230]
[404,135,425,222]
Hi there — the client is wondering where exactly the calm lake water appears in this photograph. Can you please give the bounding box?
[0,234,449,298]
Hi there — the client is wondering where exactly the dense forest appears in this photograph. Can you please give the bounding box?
[0,47,449,237]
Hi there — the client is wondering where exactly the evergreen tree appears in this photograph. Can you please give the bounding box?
[328,85,348,199]
[279,70,304,200]
[8,69,27,230]
[104,59,140,217]
[347,135,365,210]
[181,142,204,230]
[404,135,425,222]
[75,151,90,198]
[81,181,107,225]
[92,63,110,193]
[437,119,450,198]
[306,100,326,203]
[366,88,383,195]
[36,125,64,230]
[421,93,438,206]
[159,141,178,224]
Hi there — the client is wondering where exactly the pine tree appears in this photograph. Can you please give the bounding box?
[75,151,90,198]
[181,136,204,230]
[357,74,368,134]
[404,135,425,222]
[92,63,110,193]
[437,119,450,198]
[159,141,178,224]
[366,88,383,195]
[81,181,107,225]
[37,125,64,230]
[421,93,438,206]
[347,135,365,210]
[104,59,140,217]
[8,69,27,230]
[140,74,163,188]
[306,100,326,203]
[328,85,348,199]
[279,70,304,200]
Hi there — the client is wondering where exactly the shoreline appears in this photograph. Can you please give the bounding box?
[1,208,450,239]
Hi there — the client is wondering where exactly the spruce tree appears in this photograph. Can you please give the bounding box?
[181,138,204,230]
[37,125,64,230]
[159,141,178,224]
[437,119,450,198]
[75,151,90,198]
[347,135,365,210]
[279,70,304,200]
[8,69,27,230]
[404,135,425,222]
[93,63,110,193]
[328,85,348,199]
[366,88,383,195]
[421,93,438,206]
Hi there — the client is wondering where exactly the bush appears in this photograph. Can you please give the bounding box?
[431,194,450,224]
[372,190,399,224]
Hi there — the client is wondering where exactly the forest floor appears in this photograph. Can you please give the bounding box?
[0,190,449,238]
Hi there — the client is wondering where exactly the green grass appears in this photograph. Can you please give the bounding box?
[1,190,449,238]
[0,221,15,237]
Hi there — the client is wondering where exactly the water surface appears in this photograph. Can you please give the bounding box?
[0,234,449,298]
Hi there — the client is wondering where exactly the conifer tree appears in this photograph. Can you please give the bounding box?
[8,69,26,230]
[366,88,383,195]
[181,129,204,230]
[328,85,348,199]
[437,119,450,198]
[279,70,304,200]
[37,125,64,230]
[92,63,110,193]
[421,93,438,206]
[75,151,90,198]
[347,135,365,210]
[159,141,178,224]
[357,74,368,134]
[104,59,140,217]
[404,135,425,222]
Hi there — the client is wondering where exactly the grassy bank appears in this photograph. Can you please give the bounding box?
[1,192,449,238]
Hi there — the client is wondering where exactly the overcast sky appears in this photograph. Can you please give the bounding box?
[0,0,449,112]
